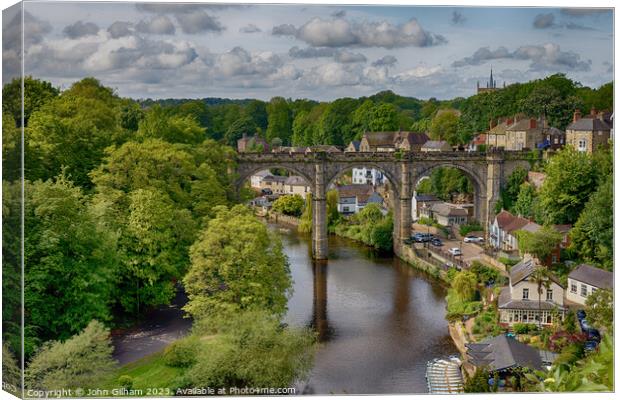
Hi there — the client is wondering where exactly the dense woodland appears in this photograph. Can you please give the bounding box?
[1,74,613,392]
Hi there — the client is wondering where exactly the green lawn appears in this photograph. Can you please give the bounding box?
[102,351,185,395]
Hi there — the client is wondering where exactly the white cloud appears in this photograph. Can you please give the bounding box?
[136,16,175,35]
[274,17,446,48]
[63,21,99,38]
[240,24,261,33]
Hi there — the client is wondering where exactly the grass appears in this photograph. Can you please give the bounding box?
[102,351,185,394]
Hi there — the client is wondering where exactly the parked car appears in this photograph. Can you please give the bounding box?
[584,340,598,353]
[261,188,273,195]
[413,233,433,243]
[576,310,586,321]
[464,235,484,243]
[448,247,462,256]
[430,238,443,247]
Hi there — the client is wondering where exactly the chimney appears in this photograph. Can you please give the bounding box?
[506,117,514,126]
[529,118,537,129]
[590,107,597,117]
[573,110,582,123]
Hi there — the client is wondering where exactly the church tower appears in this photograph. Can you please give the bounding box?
[477,68,501,94]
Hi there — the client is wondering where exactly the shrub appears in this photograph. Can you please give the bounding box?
[498,257,520,267]
[118,375,134,390]
[271,194,304,217]
[163,337,200,367]
[460,221,483,236]
[513,323,537,334]
[548,331,587,352]
[418,216,434,226]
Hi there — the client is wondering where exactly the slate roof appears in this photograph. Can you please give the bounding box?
[253,170,272,178]
[347,140,361,151]
[506,118,543,132]
[362,132,398,146]
[397,131,430,145]
[422,140,451,150]
[336,184,374,197]
[509,257,562,287]
[567,117,611,132]
[546,127,565,137]
[415,194,440,202]
[262,175,287,183]
[306,145,341,153]
[465,335,544,372]
[568,264,613,290]
[431,202,468,217]
[498,287,564,311]
[284,175,309,186]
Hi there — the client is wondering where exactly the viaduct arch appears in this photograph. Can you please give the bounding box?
[235,151,533,260]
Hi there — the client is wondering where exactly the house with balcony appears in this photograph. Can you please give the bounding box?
[498,257,566,327]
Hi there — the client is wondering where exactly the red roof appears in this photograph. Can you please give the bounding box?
[473,133,487,145]
[495,210,530,233]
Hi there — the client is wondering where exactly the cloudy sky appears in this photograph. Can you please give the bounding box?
[3,3,614,100]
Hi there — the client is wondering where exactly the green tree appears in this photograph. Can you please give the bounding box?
[2,344,20,394]
[326,189,340,226]
[24,177,118,355]
[2,76,59,127]
[224,115,258,146]
[266,97,292,145]
[25,321,116,391]
[317,98,358,145]
[368,102,399,132]
[2,181,21,354]
[182,310,314,389]
[530,266,552,330]
[570,173,613,270]
[515,226,563,261]
[271,194,305,217]
[298,193,313,233]
[26,78,126,188]
[137,105,205,144]
[585,289,613,333]
[350,99,375,139]
[430,110,460,145]
[513,182,537,218]
[464,367,491,393]
[518,85,583,130]
[538,147,595,224]
[2,112,21,181]
[183,205,292,318]
[496,167,528,213]
[451,271,478,302]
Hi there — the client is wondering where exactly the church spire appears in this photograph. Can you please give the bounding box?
[489,68,494,88]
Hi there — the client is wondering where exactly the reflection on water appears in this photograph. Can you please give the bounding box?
[274,224,457,395]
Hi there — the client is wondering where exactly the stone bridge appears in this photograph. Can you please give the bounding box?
[235,151,533,259]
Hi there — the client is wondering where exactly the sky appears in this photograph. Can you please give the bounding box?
[2,2,614,101]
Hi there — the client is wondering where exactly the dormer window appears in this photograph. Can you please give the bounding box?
[522,288,529,300]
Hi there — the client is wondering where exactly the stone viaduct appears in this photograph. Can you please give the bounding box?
[235,151,533,260]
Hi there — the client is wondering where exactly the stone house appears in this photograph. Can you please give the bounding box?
[498,257,565,327]
[421,140,452,152]
[422,202,468,226]
[345,140,360,152]
[284,176,311,196]
[357,131,429,152]
[260,175,287,194]
[237,134,269,153]
[565,109,611,154]
[505,117,545,151]
[412,193,441,220]
[541,127,566,150]
[486,117,513,149]
[336,184,377,214]
[566,264,613,306]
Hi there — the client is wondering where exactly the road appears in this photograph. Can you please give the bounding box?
[411,227,485,266]
[111,288,192,366]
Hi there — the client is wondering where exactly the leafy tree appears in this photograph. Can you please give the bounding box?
[24,177,118,356]
[515,226,563,261]
[513,182,537,218]
[137,105,205,144]
[451,271,478,302]
[538,147,596,224]
[518,85,583,130]
[25,321,116,391]
[585,289,613,333]
[326,189,340,226]
[224,115,257,146]
[350,99,375,139]
[2,182,21,354]
[271,194,305,217]
[2,76,59,127]
[430,109,460,145]
[368,102,399,132]
[244,99,268,131]
[26,78,126,188]
[298,194,313,233]
[370,214,393,251]
[183,205,292,318]
[266,97,292,145]
[464,367,491,393]
[119,100,144,131]
[2,344,20,394]
[2,112,21,181]
[182,310,315,389]
[496,167,528,213]
[317,98,358,145]
[570,173,613,270]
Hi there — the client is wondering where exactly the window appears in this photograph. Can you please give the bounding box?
[591,287,597,294]
[546,289,553,301]
[581,284,588,297]
[578,139,587,151]
[552,254,558,263]
[522,288,529,300]
[570,283,577,293]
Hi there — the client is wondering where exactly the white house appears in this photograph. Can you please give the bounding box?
[566,264,613,306]
[422,202,468,226]
[489,210,531,251]
[336,184,384,215]
[498,257,565,327]
[250,170,272,189]
[352,167,385,186]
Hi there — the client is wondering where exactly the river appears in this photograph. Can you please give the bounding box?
[273,224,458,395]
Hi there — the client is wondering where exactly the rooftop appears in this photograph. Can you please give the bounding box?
[567,117,611,132]
[568,264,613,290]
[284,175,309,186]
[465,335,545,372]
[510,257,562,287]
[431,202,468,217]
[498,287,564,311]
[422,140,451,150]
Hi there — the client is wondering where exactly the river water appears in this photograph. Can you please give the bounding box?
[272,224,458,395]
